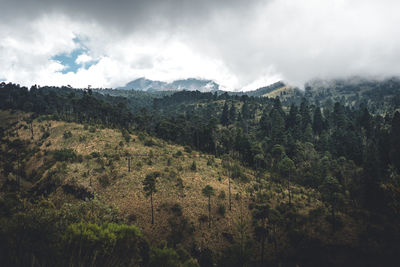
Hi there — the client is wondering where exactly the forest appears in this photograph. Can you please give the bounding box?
[1,79,400,266]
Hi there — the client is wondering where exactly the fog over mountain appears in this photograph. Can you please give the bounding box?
[1,0,400,90]
[118,78,220,92]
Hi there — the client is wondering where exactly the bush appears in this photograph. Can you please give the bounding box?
[98,174,110,188]
[184,146,192,153]
[198,214,208,224]
[90,151,100,158]
[191,161,197,171]
[53,149,76,162]
[149,247,180,267]
[144,138,156,147]
[138,132,146,141]
[121,129,131,143]
[63,130,72,139]
[170,203,183,216]
[89,126,96,133]
[64,222,147,267]
[41,131,50,140]
[217,204,226,216]
[218,190,226,199]
[174,151,183,158]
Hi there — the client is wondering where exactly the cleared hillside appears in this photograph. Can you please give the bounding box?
[0,110,348,257]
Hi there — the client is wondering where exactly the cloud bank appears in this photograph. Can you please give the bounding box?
[1,0,400,90]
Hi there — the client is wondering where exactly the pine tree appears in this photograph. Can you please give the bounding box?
[143,172,160,224]
[220,102,229,126]
[202,185,215,228]
[312,106,324,135]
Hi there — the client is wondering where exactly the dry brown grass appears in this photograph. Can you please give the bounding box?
[1,110,330,251]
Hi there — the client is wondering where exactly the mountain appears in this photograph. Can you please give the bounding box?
[303,76,400,112]
[118,77,220,92]
[244,81,287,97]
[118,77,168,91]
[2,81,400,266]
[169,78,219,92]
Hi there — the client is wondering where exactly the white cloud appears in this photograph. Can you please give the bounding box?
[75,54,93,65]
[1,0,400,90]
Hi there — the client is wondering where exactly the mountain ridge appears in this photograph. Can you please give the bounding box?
[118,77,220,92]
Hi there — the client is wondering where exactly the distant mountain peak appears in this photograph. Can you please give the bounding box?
[118,78,219,92]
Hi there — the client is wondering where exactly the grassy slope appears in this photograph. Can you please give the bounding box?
[1,110,358,255]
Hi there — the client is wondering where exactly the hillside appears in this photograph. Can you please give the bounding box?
[1,109,366,266]
[1,81,400,266]
[304,77,400,113]
[0,110,322,236]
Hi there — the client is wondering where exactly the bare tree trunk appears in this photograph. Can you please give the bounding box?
[288,174,291,206]
[17,155,21,190]
[151,193,154,225]
[261,236,265,267]
[30,121,34,139]
[228,176,232,211]
[208,196,211,228]
[332,205,335,232]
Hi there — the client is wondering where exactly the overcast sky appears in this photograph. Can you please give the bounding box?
[1,0,400,90]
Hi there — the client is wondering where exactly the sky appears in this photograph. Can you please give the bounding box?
[1,0,400,91]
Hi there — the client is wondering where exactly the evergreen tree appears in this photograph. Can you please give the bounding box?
[229,103,237,124]
[220,102,229,126]
[202,185,215,228]
[143,172,160,224]
[312,106,324,135]
[319,176,343,232]
[278,156,296,205]
[390,112,400,171]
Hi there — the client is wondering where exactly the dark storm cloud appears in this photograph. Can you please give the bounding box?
[0,0,259,31]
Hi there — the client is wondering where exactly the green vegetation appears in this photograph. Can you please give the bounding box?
[1,79,400,266]
[202,185,215,228]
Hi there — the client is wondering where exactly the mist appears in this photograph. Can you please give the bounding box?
[1,0,400,90]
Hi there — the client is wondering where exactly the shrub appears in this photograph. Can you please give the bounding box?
[121,129,131,143]
[98,175,110,188]
[53,149,76,162]
[41,131,50,140]
[170,203,183,216]
[217,204,226,216]
[174,151,183,158]
[144,138,156,147]
[63,130,72,139]
[149,247,180,267]
[190,161,197,171]
[218,190,226,199]
[89,126,96,133]
[184,146,192,153]
[198,214,209,224]
[90,152,100,158]
[138,132,146,141]
[64,222,146,267]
